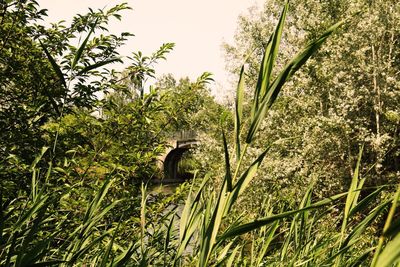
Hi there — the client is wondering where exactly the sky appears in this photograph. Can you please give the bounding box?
[38,0,263,100]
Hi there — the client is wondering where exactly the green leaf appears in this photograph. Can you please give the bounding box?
[376,231,400,267]
[199,183,229,267]
[226,245,240,267]
[71,18,99,70]
[40,41,67,89]
[252,3,288,114]
[216,241,235,266]
[77,57,122,76]
[234,65,245,160]
[246,19,344,143]
[219,192,347,240]
[222,130,232,192]
[343,146,363,225]
[99,224,119,267]
[227,148,269,211]
[30,147,48,170]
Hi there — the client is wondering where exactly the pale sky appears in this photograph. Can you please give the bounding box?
[38,0,263,99]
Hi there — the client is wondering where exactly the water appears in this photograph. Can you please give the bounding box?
[148,183,181,195]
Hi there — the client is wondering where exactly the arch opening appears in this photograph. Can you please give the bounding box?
[163,147,195,181]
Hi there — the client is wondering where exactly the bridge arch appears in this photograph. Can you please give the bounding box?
[159,131,199,181]
[163,146,191,180]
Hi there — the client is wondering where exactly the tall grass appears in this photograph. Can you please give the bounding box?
[163,2,400,266]
[0,149,137,266]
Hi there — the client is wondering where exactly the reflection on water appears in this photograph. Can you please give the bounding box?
[148,183,180,195]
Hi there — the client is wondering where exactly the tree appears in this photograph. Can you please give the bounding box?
[224,0,400,203]
[0,0,132,196]
[155,72,228,134]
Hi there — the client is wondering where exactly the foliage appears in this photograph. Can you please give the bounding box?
[155,72,225,134]
[0,0,132,196]
[223,0,400,205]
[1,0,400,266]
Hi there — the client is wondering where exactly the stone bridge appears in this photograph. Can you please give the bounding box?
[158,130,199,181]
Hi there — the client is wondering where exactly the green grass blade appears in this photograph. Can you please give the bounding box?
[256,222,279,266]
[383,217,400,238]
[112,243,136,267]
[215,241,235,266]
[199,184,229,266]
[335,146,364,266]
[77,57,123,76]
[17,239,53,266]
[225,245,240,267]
[251,3,287,118]
[222,130,232,192]
[246,19,344,143]
[68,231,110,265]
[343,146,364,227]
[348,186,384,218]
[375,231,400,267]
[164,212,175,266]
[342,200,390,249]
[99,224,119,267]
[30,147,49,170]
[234,65,245,160]
[258,2,288,100]
[17,204,51,265]
[71,18,98,70]
[39,41,67,89]
[13,195,48,231]
[226,148,269,212]
[28,261,66,267]
[179,174,209,241]
[347,248,374,267]
[371,182,400,266]
[82,200,122,239]
[270,19,344,92]
[179,181,196,242]
[140,183,147,258]
[174,176,210,264]
[219,192,347,240]
[251,42,268,119]
[84,176,113,223]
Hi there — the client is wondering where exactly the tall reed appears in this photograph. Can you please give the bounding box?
[165,2,400,266]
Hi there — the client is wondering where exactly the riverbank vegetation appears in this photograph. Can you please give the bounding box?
[1,0,399,266]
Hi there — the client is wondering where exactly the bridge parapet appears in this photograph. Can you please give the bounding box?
[172,130,197,141]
